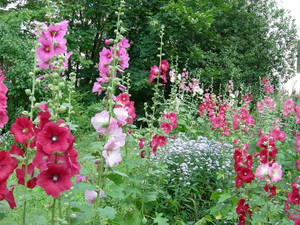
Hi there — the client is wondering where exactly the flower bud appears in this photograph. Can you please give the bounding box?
[25,89,31,95]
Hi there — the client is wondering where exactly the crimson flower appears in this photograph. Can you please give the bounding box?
[16,163,37,189]
[10,117,35,145]
[0,151,18,182]
[36,122,71,154]
[37,163,72,198]
[0,184,16,209]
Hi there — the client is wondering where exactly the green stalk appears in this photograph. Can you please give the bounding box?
[51,198,56,225]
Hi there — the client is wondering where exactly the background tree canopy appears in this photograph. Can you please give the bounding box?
[0,0,298,127]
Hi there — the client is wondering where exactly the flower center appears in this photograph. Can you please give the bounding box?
[51,31,57,37]
[52,135,58,142]
[45,46,51,52]
[52,175,58,182]
[23,128,28,134]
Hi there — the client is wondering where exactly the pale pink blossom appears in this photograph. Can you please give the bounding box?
[103,137,122,167]
[255,163,270,180]
[268,163,282,183]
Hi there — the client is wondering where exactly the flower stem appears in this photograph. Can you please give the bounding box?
[51,198,56,225]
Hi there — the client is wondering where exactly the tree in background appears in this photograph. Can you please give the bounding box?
[0,0,298,127]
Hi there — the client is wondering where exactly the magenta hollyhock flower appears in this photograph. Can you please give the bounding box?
[36,122,71,154]
[255,163,269,180]
[124,101,136,124]
[37,163,72,198]
[149,65,160,83]
[116,93,130,105]
[283,98,295,117]
[210,116,224,129]
[0,151,18,182]
[99,47,114,65]
[104,39,111,45]
[46,20,68,41]
[36,104,51,129]
[36,54,51,70]
[271,127,286,141]
[0,110,8,129]
[119,38,130,48]
[296,160,300,171]
[11,117,35,145]
[53,38,67,55]
[37,39,54,60]
[102,137,122,167]
[98,61,110,78]
[160,60,169,73]
[9,144,24,158]
[161,122,173,134]
[152,135,167,147]
[76,175,88,184]
[268,163,282,183]
[117,47,130,69]
[16,163,37,189]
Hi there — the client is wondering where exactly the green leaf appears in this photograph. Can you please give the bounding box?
[153,213,169,225]
[105,184,125,199]
[194,215,213,225]
[217,193,232,203]
[98,206,117,220]
[0,217,18,225]
[26,212,48,225]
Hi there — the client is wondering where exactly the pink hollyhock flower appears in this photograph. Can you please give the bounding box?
[152,135,167,147]
[85,189,105,205]
[92,81,103,96]
[104,39,111,45]
[99,47,113,65]
[98,61,110,78]
[102,137,122,167]
[62,51,73,69]
[91,111,117,134]
[210,116,224,129]
[255,163,270,180]
[16,163,37,189]
[268,163,282,183]
[283,98,295,117]
[117,47,130,69]
[149,65,160,83]
[118,84,127,91]
[271,127,286,141]
[117,93,130,105]
[36,122,71,154]
[37,163,72,198]
[36,54,51,70]
[113,107,128,126]
[161,122,173,134]
[119,38,130,48]
[138,138,145,149]
[85,190,97,205]
[0,72,8,94]
[10,117,35,145]
[0,110,8,129]
[0,151,18,182]
[53,38,67,55]
[160,60,169,73]
[76,175,88,184]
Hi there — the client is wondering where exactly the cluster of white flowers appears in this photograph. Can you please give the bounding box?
[0,131,13,149]
[155,133,234,187]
